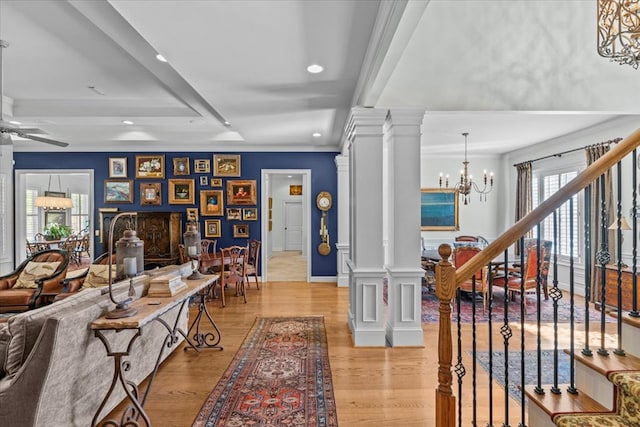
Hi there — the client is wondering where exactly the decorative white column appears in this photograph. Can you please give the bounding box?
[334,154,350,287]
[346,107,388,347]
[384,108,425,346]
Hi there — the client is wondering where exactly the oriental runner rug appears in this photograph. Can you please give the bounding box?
[192,316,338,427]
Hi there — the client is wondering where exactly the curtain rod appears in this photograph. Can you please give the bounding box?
[513,137,623,167]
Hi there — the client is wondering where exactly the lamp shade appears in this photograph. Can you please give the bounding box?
[115,229,144,279]
[34,195,73,210]
[608,215,632,231]
[183,223,201,258]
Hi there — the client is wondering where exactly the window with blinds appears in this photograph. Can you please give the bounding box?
[532,170,580,260]
[26,189,40,240]
[0,174,6,259]
[71,193,89,233]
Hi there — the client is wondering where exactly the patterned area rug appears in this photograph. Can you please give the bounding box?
[474,349,571,403]
[420,286,611,324]
[192,316,337,427]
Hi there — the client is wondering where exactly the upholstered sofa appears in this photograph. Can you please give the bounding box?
[0,264,192,427]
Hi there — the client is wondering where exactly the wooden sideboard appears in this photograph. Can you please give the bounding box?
[595,264,640,311]
[100,211,182,267]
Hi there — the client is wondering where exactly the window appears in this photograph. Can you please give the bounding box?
[71,192,89,233]
[26,188,40,240]
[532,170,580,260]
[0,174,6,258]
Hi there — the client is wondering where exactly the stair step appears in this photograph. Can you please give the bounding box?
[524,384,610,418]
[568,349,640,376]
[620,311,640,328]
[554,413,639,427]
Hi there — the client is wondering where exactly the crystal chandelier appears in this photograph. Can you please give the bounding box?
[439,132,494,205]
[597,0,640,69]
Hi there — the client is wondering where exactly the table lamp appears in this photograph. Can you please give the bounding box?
[184,221,204,280]
[107,212,144,319]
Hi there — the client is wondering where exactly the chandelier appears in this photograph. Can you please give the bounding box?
[597,0,640,68]
[439,132,494,205]
[34,175,74,210]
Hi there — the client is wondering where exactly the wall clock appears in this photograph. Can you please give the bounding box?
[316,191,332,255]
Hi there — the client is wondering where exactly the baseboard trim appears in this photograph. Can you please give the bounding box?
[310,276,338,283]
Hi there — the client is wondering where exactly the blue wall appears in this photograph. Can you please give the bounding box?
[14,151,339,277]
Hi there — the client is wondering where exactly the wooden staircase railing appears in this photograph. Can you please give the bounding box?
[434,127,640,427]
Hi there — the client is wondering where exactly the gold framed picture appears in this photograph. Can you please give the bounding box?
[186,207,199,223]
[289,185,302,196]
[420,188,459,231]
[213,154,241,177]
[104,180,133,203]
[173,157,190,175]
[226,208,242,220]
[108,157,127,178]
[211,178,223,187]
[168,179,195,204]
[135,155,165,179]
[227,179,257,205]
[204,219,221,238]
[140,183,161,205]
[243,208,257,221]
[233,224,249,238]
[200,190,224,216]
[194,159,211,173]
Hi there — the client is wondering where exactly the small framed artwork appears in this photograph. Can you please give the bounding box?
[213,154,241,177]
[194,159,211,173]
[135,155,165,179]
[211,178,223,187]
[243,208,258,221]
[104,180,133,203]
[140,183,161,205]
[204,219,221,238]
[268,197,273,209]
[45,211,66,228]
[173,157,190,175]
[200,190,224,216]
[268,220,272,232]
[420,188,459,231]
[199,176,208,186]
[289,185,302,196]
[168,179,195,204]
[109,157,127,178]
[186,207,199,223]
[227,179,257,205]
[226,208,242,220]
[233,224,249,238]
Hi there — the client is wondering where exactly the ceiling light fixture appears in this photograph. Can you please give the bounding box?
[224,121,231,127]
[306,64,324,74]
[156,53,168,63]
[34,175,74,210]
[312,132,321,138]
[439,132,494,205]
[8,120,20,125]
[597,0,640,68]
[122,120,134,125]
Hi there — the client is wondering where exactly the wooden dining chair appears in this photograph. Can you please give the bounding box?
[245,239,261,290]
[219,245,248,306]
[452,246,488,313]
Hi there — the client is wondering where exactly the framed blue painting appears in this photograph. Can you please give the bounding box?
[420,188,459,231]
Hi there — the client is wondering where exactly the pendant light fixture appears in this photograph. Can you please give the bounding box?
[34,175,74,210]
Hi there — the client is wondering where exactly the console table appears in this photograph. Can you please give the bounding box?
[91,274,220,427]
[595,264,640,311]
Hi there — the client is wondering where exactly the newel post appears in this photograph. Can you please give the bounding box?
[435,243,456,427]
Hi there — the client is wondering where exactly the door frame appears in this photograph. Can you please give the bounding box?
[260,169,311,283]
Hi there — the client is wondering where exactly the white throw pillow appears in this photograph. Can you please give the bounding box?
[80,264,116,290]
[14,262,61,289]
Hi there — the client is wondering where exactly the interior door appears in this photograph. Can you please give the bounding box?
[284,201,302,251]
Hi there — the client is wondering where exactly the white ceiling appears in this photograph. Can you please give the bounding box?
[1,0,638,155]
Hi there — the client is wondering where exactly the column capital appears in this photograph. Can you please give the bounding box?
[386,108,425,127]
[334,154,349,171]
[346,107,388,143]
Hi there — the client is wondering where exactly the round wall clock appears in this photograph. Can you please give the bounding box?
[316,191,332,211]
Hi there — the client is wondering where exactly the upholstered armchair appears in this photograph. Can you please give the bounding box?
[0,249,69,312]
[453,246,488,313]
[59,252,115,293]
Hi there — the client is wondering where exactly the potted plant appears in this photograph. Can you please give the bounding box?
[43,222,72,240]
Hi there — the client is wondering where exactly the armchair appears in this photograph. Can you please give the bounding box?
[453,246,488,313]
[59,252,115,294]
[0,249,69,312]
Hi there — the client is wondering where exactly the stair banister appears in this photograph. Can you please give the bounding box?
[454,128,640,287]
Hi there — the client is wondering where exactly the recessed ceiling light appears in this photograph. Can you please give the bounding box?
[224,121,231,127]
[312,132,321,138]
[122,120,134,125]
[9,120,21,125]
[156,53,168,63]
[287,175,293,178]
[306,64,324,74]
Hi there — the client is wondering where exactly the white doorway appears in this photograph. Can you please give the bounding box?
[261,169,311,282]
[284,201,303,251]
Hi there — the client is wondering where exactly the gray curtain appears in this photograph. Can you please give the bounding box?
[586,144,614,300]
[515,162,533,254]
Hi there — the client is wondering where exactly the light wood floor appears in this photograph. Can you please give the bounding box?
[106,282,618,426]
[266,250,307,281]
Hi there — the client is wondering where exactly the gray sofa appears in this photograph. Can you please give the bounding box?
[0,264,192,427]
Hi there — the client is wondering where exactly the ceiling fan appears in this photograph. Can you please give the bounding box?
[0,39,68,148]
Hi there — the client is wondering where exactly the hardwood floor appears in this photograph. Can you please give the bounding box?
[266,250,307,281]
[105,282,618,426]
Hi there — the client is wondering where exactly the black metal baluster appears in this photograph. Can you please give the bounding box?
[487,263,494,427]
[597,174,610,356]
[614,160,625,356]
[535,228,544,398]
[500,248,512,426]
[631,148,639,318]
[471,275,477,425]
[583,184,593,357]
[455,290,464,427]
[519,237,527,422]
[551,210,562,394]
[568,197,578,394]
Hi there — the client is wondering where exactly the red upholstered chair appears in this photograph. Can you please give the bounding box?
[0,249,69,312]
[452,246,488,313]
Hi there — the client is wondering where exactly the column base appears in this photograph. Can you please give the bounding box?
[385,267,424,347]
[336,243,350,287]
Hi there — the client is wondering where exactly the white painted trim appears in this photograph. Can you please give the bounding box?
[310,276,337,283]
